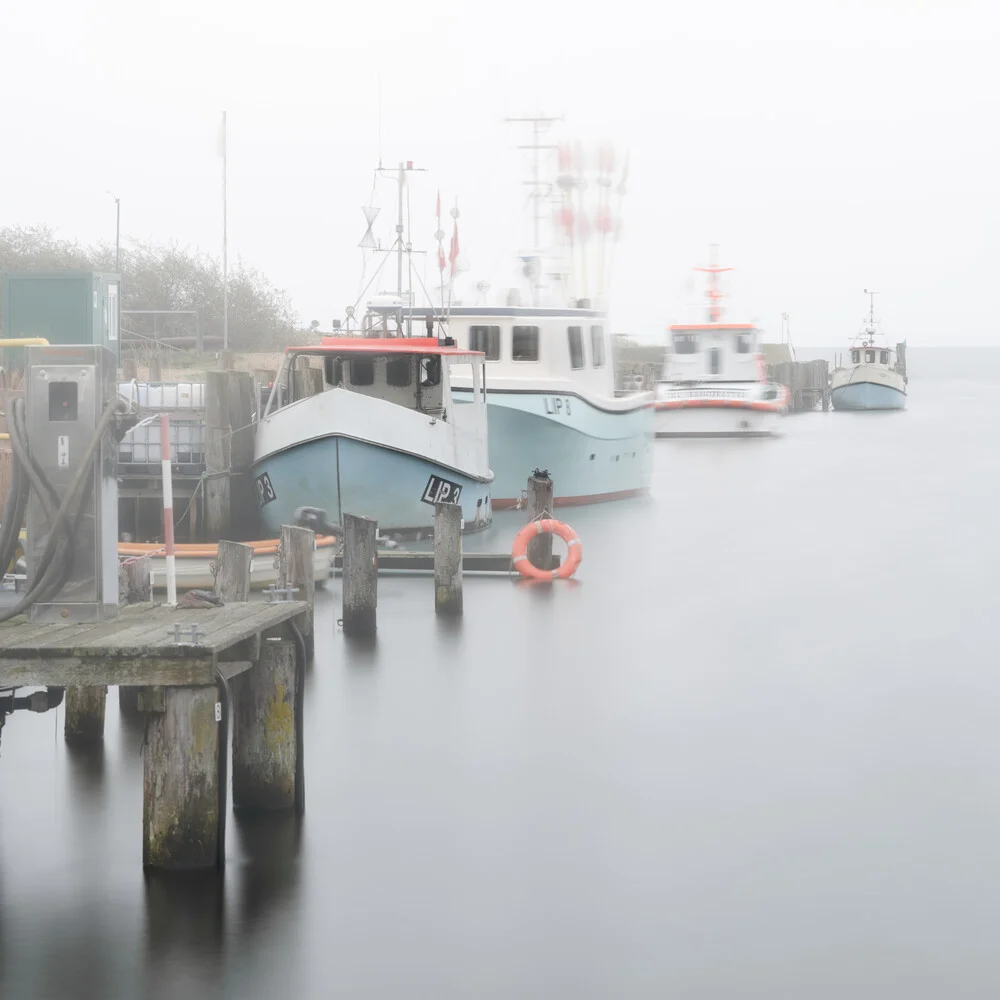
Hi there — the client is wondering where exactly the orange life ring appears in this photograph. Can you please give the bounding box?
[511,519,582,580]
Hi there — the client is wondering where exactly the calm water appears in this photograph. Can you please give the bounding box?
[2,363,1000,998]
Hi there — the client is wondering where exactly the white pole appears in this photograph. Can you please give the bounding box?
[161,414,177,606]
[222,110,229,351]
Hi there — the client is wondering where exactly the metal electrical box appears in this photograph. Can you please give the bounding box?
[2,270,121,364]
[25,345,119,623]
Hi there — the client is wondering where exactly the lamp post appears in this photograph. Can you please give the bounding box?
[106,191,120,271]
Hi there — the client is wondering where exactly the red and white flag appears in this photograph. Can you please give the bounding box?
[449,221,460,277]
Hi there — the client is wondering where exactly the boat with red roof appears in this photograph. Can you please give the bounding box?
[252,314,493,536]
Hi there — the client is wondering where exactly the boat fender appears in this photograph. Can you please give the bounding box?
[511,519,582,581]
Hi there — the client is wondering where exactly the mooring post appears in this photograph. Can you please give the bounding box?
[121,357,138,382]
[205,370,232,541]
[214,540,253,602]
[226,370,258,539]
[118,554,152,714]
[434,501,463,616]
[526,471,555,571]
[143,685,220,870]
[148,356,162,381]
[342,513,377,637]
[232,638,298,810]
[64,685,107,743]
[278,524,315,656]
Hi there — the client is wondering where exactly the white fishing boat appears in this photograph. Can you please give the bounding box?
[426,121,654,507]
[830,291,907,411]
[252,162,493,536]
[655,252,788,438]
[253,330,492,536]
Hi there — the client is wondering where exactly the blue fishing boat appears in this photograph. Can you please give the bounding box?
[831,291,907,411]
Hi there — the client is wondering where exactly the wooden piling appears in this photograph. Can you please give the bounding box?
[148,357,162,381]
[64,685,107,743]
[205,371,232,540]
[121,357,138,381]
[118,554,152,714]
[143,685,220,870]
[433,502,463,616]
[214,540,253,603]
[232,639,298,810]
[278,525,315,656]
[226,370,258,540]
[526,471,555,571]
[342,513,377,637]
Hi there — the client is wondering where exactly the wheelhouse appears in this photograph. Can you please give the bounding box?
[262,337,487,422]
[665,323,762,382]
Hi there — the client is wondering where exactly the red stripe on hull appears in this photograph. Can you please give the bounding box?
[492,486,649,511]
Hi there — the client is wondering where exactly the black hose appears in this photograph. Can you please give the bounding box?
[288,618,307,816]
[0,397,121,623]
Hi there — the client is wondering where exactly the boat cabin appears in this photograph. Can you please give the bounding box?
[664,323,762,382]
[403,305,616,396]
[262,337,487,422]
[850,345,894,368]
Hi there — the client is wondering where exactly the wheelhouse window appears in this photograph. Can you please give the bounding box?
[673,333,698,354]
[851,350,860,364]
[590,325,606,367]
[512,326,540,361]
[865,350,876,364]
[709,348,722,375]
[469,325,500,361]
[350,358,375,386]
[736,333,752,354]
[880,350,889,365]
[567,326,585,369]
[386,356,412,387]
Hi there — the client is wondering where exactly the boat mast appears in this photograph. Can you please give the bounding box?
[506,114,562,306]
[694,245,733,322]
[863,288,878,345]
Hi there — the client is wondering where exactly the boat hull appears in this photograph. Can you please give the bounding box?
[654,403,780,438]
[456,389,654,508]
[831,381,906,411]
[253,435,494,536]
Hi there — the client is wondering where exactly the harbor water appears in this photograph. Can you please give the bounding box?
[2,353,999,998]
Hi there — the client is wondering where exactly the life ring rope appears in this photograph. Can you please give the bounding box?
[511,518,583,581]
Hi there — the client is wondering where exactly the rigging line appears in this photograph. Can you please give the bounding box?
[348,239,397,317]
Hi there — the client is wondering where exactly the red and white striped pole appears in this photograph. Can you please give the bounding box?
[160,413,177,606]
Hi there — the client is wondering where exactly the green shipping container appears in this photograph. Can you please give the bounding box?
[1,270,121,366]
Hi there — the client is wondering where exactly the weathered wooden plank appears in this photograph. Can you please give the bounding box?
[0,656,218,688]
[0,601,308,666]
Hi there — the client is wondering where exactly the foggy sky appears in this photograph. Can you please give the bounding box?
[2,0,995,344]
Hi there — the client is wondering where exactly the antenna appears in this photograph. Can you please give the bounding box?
[376,75,383,170]
[505,114,562,305]
[694,245,733,323]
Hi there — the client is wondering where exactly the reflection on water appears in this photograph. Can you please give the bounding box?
[2,375,1000,998]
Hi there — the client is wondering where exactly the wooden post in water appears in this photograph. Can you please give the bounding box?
[220,349,235,371]
[143,685,220,870]
[121,357,138,381]
[232,638,298,810]
[148,356,162,381]
[526,471,555,571]
[226,370,258,540]
[64,684,107,743]
[342,513,377,637]
[205,371,232,541]
[214,540,253,602]
[118,554,152,714]
[434,501,463,616]
[278,524,315,657]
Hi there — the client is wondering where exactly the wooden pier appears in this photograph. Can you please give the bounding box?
[0,564,310,871]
